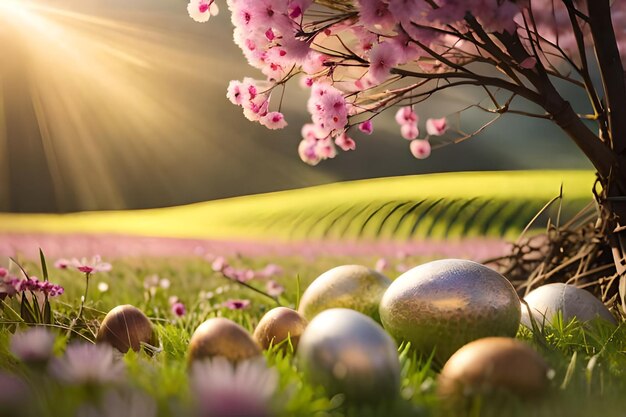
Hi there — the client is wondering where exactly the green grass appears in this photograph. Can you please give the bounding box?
[1,253,626,417]
[0,170,594,240]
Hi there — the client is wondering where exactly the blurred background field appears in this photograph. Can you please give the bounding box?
[0,170,594,262]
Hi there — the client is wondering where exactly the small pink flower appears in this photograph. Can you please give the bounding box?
[410,139,431,159]
[11,328,55,364]
[211,257,228,273]
[266,280,285,297]
[358,120,373,135]
[400,123,419,140]
[334,132,356,151]
[395,106,418,125]
[71,256,111,275]
[260,112,288,130]
[425,117,448,136]
[223,299,251,310]
[257,264,283,278]
[54,259,71,270]
[172,302,186,317]
[0,268,8,278]
[187,0,219,23]
[191,357,278,417]
[375,258,388,272]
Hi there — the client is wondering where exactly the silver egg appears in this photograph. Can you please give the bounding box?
[380,259,521,363]
[298,265,391,322]
[521,283,616,327]
[297,308,400,403]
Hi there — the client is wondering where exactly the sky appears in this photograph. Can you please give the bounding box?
[0,0,591,213]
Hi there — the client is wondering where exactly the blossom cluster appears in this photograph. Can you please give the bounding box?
[188,0,626,165]
[0,268,64,299]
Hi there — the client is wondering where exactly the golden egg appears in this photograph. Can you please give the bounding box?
[521,283,616,327]
[438,337,549,401]
[96,304,156,353]
[187,317,261,364]
[253,307,308,351]
[298,265,391,322]
[380,259,521,364]
[297,308,400,403]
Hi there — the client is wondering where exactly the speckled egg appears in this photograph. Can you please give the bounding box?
[438,337,549,400]
[253,307,308,351]
[297,308,400,402]
[379,259,521,363]
[521,283,616,327]
[187,318,261,365]
[96,305,156,353]
[298,265,391,321]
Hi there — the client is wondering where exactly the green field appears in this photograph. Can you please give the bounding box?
[0,171,595,240]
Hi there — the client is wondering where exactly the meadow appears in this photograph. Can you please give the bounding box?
[2,170,624,417]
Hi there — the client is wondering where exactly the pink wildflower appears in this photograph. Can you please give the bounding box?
[191,357,278,417]
[375,258,388,272]
[223,299,251,310]
[49,343,125,385]
[266,280,285,297]
[54,259,71,269]
[212,257,228,273]
[71,256,111,275]
[11,328,55,364]
[172,302,186,317]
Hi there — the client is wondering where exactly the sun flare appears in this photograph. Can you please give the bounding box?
[0,0,274,212]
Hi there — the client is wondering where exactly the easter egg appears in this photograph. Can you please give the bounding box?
[298,265,391,321]
[253,307,308,351]
[297,308,400,402]
[438,337,549,400]
[521,283,616,327]
[96,305,156,353]
[188,318,261,364]
[379,259,521,363]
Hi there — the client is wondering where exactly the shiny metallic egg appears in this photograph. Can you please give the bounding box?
[297,308,400,403]
[298,265,391,322]
[188,318,261,365]
[379,259,521,363]
[96,304,156,353]
[521,283,616,327]
[438,337,549,400]
[253,307,308,351]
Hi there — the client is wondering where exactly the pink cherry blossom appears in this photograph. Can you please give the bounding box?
[400,123,419,140]
[367,42,401,85]
[425,117,448,136]
[334,132,356,151]
[188,0,219,23]
[395,106,418,126]
[410,139,431,159]
[260,112,288,130]
[358,120,373,135]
